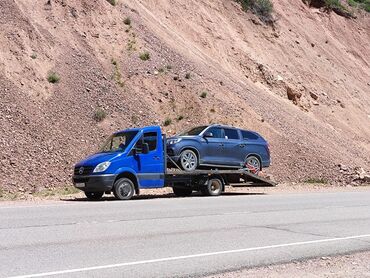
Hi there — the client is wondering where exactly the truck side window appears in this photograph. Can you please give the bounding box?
[144,132,157,151]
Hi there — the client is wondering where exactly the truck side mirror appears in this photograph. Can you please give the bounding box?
[204,132,214,138]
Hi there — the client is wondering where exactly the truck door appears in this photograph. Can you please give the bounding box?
[134,131,165,188]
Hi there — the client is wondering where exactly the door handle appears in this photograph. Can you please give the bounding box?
[239,144,246,148]
[219,143,224,147]
[153,156,160,160]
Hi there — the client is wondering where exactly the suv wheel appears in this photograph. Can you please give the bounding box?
[245,156,261,175]
[179,149,198,171]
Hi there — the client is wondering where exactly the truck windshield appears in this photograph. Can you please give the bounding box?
[179,126,208,136]
[100,131,139,152]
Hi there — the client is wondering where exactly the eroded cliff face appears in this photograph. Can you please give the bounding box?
[0,0,369,192]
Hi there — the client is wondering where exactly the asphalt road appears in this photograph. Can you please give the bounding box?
[1,191,370,278]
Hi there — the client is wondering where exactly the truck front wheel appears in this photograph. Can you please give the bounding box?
[85,191,104,201]
[173,186,193,197]
[113,178,135,200]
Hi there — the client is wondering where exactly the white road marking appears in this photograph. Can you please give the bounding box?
[8,234,370,278]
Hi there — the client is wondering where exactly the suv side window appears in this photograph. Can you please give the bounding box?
[224,128,239,140]
[143,132,157,151]
[206,127,223,138]
[241,130,259,140]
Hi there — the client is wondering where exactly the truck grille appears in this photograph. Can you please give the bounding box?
[74,166,94,176]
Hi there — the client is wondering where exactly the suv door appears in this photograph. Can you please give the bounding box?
[201,127,226,165]
[133,131,164,188]
[223,128,243,166]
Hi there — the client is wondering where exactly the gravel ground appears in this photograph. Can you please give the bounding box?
[207,251,370,278]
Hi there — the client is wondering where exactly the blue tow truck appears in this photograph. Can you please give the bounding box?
[72,126,276,200]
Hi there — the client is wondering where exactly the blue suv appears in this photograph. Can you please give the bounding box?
[166,125,270,173]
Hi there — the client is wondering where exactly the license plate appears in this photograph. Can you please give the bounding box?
[75,183,85,188]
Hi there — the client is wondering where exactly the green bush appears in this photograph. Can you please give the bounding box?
[107,0,117,6]
[200,92,207,98]
[123,17,131,25]
[139,51,150,61]
[185,73,191,79]
[237,0,274,23]
[177,115,184,121]
[47,72,60,84]
[164,118,172,126]
[30,53,37,59]
[350,0,370,12]
[304,178,328,184]
[94,108,107,122]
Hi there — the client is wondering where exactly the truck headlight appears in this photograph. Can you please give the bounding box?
[93,161,111,173]
[167,138,182,145]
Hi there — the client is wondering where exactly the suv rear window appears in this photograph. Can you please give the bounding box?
[224,128,239,140]
[241,130,259,140]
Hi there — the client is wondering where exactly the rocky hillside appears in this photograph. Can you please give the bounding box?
[0,0,369,193]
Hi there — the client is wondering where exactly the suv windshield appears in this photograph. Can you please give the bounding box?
[100,131,138,152]
[179,126,208,136]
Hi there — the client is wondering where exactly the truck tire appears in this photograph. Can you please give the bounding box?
[113,178,135,200]
[201,178,223,196]
[173,186,193,197]
[85,191,104,201]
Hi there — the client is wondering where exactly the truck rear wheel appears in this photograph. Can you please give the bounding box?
[85,191,104,201]
[113,178,135,200]
[201,178,223,196]
[173,186,193,197]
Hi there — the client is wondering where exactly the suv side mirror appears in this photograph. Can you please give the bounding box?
[204,132,214,138]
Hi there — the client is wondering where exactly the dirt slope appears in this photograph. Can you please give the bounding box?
[0,0,369,192]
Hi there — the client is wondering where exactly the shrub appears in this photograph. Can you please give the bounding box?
[185,73,191,79]
[210,108,216,113]
[158,68,165,73]
[30,53,37,59]
[166,65,172,70]
[139,51,150,61]
[123,17,131,25]
[304,178,328,184]
[236,0,274,23]
[107,0,117,6]
[177,115,184,121]
[200,92,207,98]
[47,72,60,83]
[94,108,107,122]
[350,0,370,12]
[164,118,172,126]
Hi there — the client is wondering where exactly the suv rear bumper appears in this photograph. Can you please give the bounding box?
[72,174,116,192]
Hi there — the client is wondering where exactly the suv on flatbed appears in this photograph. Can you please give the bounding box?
[166,124,270,173]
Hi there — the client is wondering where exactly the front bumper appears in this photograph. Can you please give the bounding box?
[72,174,116,192]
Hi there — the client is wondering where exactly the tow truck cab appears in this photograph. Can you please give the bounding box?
[73,126,165,199]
